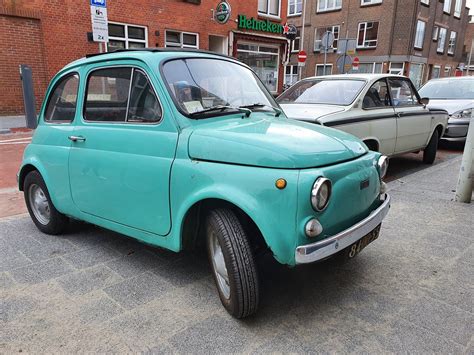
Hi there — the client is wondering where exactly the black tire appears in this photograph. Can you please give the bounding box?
[423,130,439,164]
[23,170,68,235]
[206,208,259,318]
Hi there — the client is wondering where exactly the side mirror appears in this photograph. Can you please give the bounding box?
[420,97,430,106]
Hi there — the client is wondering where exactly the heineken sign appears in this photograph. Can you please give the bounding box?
[237,14,283,34]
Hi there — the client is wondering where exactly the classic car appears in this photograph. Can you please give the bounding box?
[419,76,473,142]
[18,49,390,318]
[278,74,448,164]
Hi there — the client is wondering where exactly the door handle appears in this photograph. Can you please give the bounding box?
[68,135,86,142]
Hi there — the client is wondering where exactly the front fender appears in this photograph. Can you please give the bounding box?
[169,159,300,265]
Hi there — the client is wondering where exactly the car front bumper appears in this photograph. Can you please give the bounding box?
[442,120,470,141]
[295,194,391,264]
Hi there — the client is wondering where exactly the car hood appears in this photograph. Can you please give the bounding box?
[188,116,367,169]
[427,99,474,115]
[278,103,346,121]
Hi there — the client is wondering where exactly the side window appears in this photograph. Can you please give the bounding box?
[388,79,418,106]
[363,79,391,109]
[127,70,162,123]
[84,67,132,122]
[44,74,79,122]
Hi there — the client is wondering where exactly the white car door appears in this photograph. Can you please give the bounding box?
[388,78,431,153]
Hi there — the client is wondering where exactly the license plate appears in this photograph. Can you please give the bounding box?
[348,225,381,258]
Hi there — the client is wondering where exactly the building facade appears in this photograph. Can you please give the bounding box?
[0,0,289,115]
[285,0,470,88]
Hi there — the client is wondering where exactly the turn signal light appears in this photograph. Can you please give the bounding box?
[275,178,287,189]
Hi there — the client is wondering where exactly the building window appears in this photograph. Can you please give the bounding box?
[357,22,379,49]
[107,22,147,52]
[431,66,441,79]
[291,30,301,52]
[437,28,447,53]
[358,62,383,73]
[432,26,439,41]
[414,20,426,49]
[315,64,333,76]
[389,62,404,75]
[314,25,340,51]
[317,0,342,13]
[409,63,425,89]
[165,31,199,48]
[454,0,462,18]
[258,0,280,17]
[361,0,382,6]
[236,43,279,93]
[448,31,457,55]
[445,66,452,76]
[443,0,452,14]
[284,65,299,86]
[420,0,429,5]
[288,0,302,16]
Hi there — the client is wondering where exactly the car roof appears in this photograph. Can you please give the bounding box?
[301,73,405,81]
[426,76,474,82]
[60,48,244,73]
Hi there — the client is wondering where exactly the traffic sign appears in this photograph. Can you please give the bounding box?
[352,57,360,70]
[336,55,353,74]
[298,50,307,63]
[320,31,335,53]
[90,1,108,43]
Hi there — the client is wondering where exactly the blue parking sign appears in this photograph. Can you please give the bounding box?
[90,0,106,7]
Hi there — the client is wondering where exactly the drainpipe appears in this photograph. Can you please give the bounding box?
[455,117,474,203]
[388,0,399,62]
[298,0,307,80]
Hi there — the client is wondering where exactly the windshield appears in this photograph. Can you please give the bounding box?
[419,79,474,99]
[277,79,365,105]
[162,58,277,117]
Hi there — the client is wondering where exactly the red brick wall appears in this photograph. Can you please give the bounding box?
[0,0,288,115]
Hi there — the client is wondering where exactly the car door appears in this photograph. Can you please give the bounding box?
[358,78,397,155]
[68,62,178,236]
[388,77,431,153]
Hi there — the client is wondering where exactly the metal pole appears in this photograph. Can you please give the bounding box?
[298,0,307,81]
[323,32,328,75]
[455,117,474,203]
[467,39,473,77]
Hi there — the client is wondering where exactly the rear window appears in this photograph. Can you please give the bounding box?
[277,79,365,106]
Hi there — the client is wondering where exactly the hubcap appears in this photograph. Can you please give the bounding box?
[209,231,230,299]
[28,184,51,225]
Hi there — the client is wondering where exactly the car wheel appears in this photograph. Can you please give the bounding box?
[423,130,439,164]
[206,208,259,318]
[24,170,68,234]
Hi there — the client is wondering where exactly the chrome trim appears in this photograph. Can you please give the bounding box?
[377,155,388,179]
[295,194,391,264]
[68,135,86,142]
[311,177,332,212]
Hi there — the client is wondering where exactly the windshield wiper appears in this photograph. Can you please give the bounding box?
[188,105,251,118]
[239,103,282,117]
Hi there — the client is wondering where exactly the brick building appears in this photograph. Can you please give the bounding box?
[285,0,470,88]
[0,0,290,115]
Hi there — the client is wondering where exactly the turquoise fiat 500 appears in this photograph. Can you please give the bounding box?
[19,49,390,318]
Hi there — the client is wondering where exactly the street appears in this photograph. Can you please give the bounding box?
[1,131,472,353]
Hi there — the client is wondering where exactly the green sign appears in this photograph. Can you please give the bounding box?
[215,1,231,24]
[237,14,283,34]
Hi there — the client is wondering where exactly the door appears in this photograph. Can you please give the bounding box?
[68,64,178,235]
[388,78,431,153]
[359,78,397,155]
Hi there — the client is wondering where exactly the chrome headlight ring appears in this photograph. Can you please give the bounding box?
[377,155,389,180]
[311,177,332,212]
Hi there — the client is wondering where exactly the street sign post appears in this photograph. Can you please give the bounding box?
[336,55,353,74]
[321,31,334,76]
[90,0,108,43]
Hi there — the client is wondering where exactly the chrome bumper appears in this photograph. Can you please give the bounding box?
[295,194,391,264]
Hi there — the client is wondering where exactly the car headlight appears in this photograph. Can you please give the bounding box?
[377,155,389,180]
[311,177,332,212]
[451,108,473,119]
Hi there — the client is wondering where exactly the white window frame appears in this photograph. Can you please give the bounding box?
[358,62,383,73]
[165,30,199,49]
[314,25,340,52]
[291,33,301,52]
[317,0,342,13]
[432,65,441,79]
[448,31,457,55]
[258,0,281,18]
[389,62,404,75]
[420,0,429,5]
[284,65,299,86]
[107,21,148,51]
[432,26,439,41]
[315,64,333,76]
[361,0,382,6]
[454,0,462,18]
[414,20,426,49]
[443,0,452,14]
[437,27,447,54]
[288,0,302,16]
[357,22,379,49]
[444,66,452,76]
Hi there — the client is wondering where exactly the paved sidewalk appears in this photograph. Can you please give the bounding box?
[1,157,472,353]
[0,116,26,133]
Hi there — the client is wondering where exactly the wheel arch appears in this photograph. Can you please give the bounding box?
[362,137,380,152]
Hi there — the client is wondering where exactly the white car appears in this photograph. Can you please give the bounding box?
[419,76,473,142]
[278,74,448,164]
